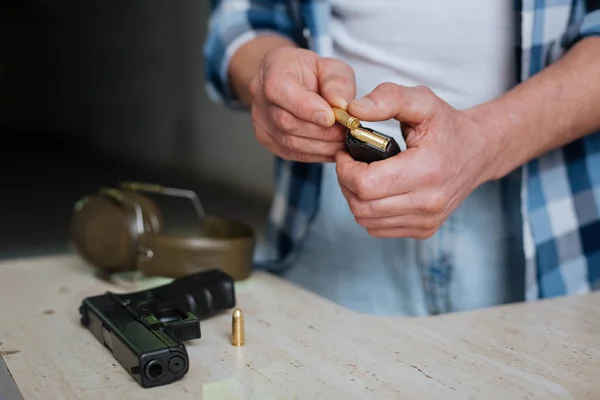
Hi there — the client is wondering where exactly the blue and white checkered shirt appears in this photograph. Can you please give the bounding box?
[204,0,600,301]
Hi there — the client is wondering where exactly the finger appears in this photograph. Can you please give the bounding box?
[336,149,422,200]
[317,58,356,109]
[252,106,337,162]
[268,139,335,163]
[366,227,437,240]
[355,215,439,230]
[267,104,347,142]
[271,131,346,157]
[347,83,440,125]
[334,150,371,193]
[257,105,345,156]
[262,71,335,128]
[339,184,421,218]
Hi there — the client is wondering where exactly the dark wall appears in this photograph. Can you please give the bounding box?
[0,1,273,199]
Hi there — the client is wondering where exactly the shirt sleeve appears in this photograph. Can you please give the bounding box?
[203,0,306,110]
[579,2,600,37]
[561,2,600,49]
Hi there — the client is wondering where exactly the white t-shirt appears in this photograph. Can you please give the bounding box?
[284,1,519,316]
[330,0,516,142]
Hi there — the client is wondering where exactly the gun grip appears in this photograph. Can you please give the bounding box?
[344,131,401,164]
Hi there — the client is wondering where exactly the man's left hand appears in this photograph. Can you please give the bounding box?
[335,82,497,239]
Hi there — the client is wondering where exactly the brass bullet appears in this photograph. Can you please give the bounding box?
[231,308,245,346]
[332,107,391,151]
[332,107,361,130]
[349,127,391,151]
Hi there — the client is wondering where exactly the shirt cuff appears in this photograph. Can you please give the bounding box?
[205,29,295,111]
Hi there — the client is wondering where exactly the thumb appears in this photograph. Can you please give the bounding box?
[347,83,440,125]
[317,58,356,109]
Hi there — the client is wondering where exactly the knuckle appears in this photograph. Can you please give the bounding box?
[420,218,439,231]
[354,182,369,200]
[322,57,354,75]
[281,134,303,152]
[355,176,375,200]
[414,85,439,114]
[322,74,349,91]
[348,197,368,218]
[347,196,361,215]
[378,82,397,92]
[319,59,356,100]
[366,228,379,237]
[423,192,446,214]
[292,151,308,162]
[376,82,398,97]
[341,62,356,78]
[263,77,282,102]
[415,85,434,97]
[254,130,270,147]
[255,132,269,146]
[272,108,297,133]
[354,216,367,227]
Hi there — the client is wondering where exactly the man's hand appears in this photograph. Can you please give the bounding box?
[335,83,494,239]
[247,46,356,163]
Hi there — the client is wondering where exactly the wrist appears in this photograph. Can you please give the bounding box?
[464,100,517,183]
[228,34,298,106]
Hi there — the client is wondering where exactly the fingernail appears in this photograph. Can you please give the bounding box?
[351,97,374,109]
[333,94,349,109]
[314,111,331,127]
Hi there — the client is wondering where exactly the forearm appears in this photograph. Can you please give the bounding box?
[228,34,298,107]
[468,36,600,181]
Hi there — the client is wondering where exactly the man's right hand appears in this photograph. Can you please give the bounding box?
[231,39,356,163]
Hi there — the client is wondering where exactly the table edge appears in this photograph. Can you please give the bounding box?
[0,356,24,400]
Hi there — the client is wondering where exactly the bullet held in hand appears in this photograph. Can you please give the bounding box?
[332,107,391,151]
[231,308,245,347]
[331,106,401,163]
[332,107,360,130]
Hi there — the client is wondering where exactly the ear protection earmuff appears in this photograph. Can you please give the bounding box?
[69,182,255,281]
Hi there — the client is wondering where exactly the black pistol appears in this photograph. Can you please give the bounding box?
[79,268,236,388]
[333,107,401,163]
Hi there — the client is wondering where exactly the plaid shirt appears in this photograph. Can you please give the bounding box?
[204,0,600,301]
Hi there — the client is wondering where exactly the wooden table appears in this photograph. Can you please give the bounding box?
[1,255,599,399]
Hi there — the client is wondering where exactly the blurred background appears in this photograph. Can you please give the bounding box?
[0,1,273,261]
